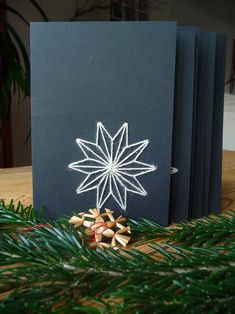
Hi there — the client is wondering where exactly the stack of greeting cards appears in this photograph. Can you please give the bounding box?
[31,22,226,225]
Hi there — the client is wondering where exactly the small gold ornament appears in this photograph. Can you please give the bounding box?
[69,208,131,249]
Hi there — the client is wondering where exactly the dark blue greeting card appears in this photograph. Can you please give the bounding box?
[208,34,227,213]
[170,27,197,223]
[189,32,217,219]
[31,22,177,225]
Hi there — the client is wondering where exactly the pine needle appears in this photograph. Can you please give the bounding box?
[0,200,234,313]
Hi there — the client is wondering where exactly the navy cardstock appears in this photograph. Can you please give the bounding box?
[170,27,197,223]
[31,22,177,225]
[201,32,217,215]
[208,34,227,213]
[189,32,216,218]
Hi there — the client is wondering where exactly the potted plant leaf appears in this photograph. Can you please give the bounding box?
[0,0,48,166]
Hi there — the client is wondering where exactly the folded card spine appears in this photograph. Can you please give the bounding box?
[208,34,227,214]
[188,29,200,220]
[170,27,196,223]
[201,33,217,215]
[189,32,216,219]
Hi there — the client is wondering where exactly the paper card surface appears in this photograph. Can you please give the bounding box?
[201,33,217,215]
[170,27,197,223]
[188,28,200,220]
[31,22,177,225]
[189,32,216,219]
[208,34,227,213]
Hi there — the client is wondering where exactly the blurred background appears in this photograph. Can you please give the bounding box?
[0,0,235,168]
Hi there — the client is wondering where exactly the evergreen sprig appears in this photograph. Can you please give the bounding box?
[0,200,42,231]
[0,201,234,313]
[129,213,235,248]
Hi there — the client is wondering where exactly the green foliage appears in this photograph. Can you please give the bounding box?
[0,1,48,122]
[0,201,234,313]
[129,213,235,248]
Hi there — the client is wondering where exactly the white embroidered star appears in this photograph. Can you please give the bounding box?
[68,122,157,210]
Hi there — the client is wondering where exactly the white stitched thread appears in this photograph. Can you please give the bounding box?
[170,167,179,174]
[68,122,157,210]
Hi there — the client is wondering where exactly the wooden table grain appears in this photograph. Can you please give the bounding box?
[221,151,235,212]
[0,151,234,211]
[0,166,32,206]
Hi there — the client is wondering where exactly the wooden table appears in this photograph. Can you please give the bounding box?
[0,151,234,212]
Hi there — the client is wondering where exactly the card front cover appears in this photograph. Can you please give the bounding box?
[31,22,177,225]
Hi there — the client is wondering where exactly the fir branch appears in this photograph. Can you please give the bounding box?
[169,213,235,247]
[129,212,235,248]
[128,218,173,244]
[0,238,235,313]
[0,201,235,313]
[0,200,39,231]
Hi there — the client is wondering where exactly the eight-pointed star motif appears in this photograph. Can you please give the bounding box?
[68,122,157,210]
